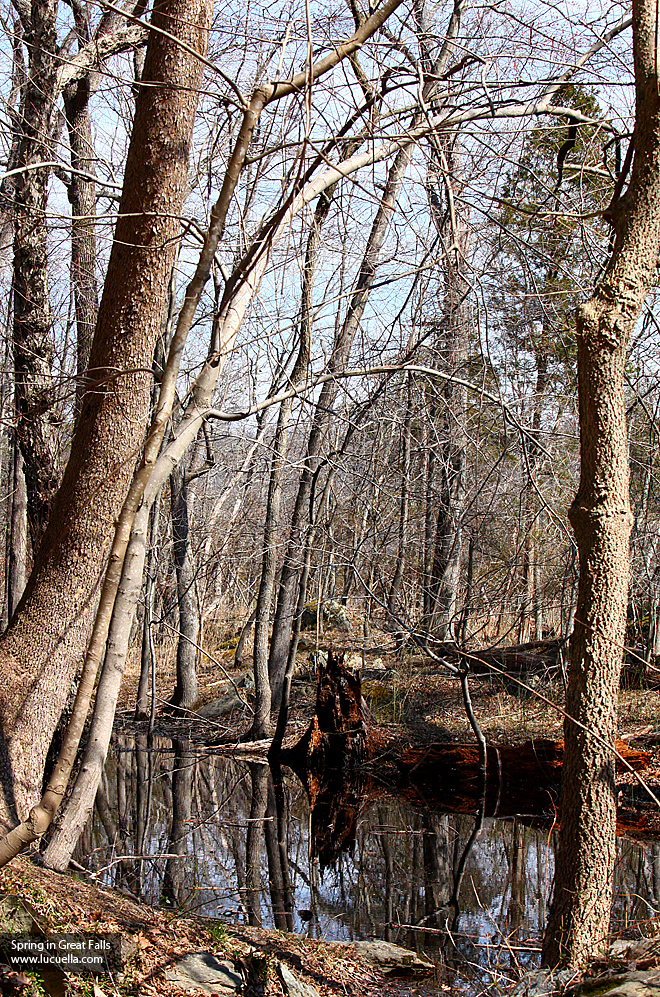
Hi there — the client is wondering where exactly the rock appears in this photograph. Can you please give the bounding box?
[277,962,321,997]
[609,939,660,964]
[345,653,362,670]
[165,952,241,994]
[0,895,46,935]
[509,968,660,997]
[324,600,353,633]
[512,969,578,997]
[575,971,660,997]
[371,657,385,670]
[197,692,245,719]
[198,674,253,718]
[351,940,433,973]
[301,601,353,633]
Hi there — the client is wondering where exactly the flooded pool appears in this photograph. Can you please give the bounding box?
[80,734,660,986]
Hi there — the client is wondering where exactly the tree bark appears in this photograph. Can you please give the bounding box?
[542,0,660,967]
[0,0,212,824]
[426,141,470,641]
[63,70,99,415]
[12,0,61,546]
[136,501,160,719]
[387,380,412,617]
[6,438,27,623]
[170,464,199,710]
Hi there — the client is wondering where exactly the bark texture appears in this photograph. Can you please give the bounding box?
[63,70,99,414]
[6,440,27,623]
[426,141,470,640]
[542,0,660,967]
[0,0,212,823]
[170,465,199,710]
[12,0,61,545]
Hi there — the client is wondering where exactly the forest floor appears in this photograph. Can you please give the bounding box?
[0,853,450,997]
[114,613,660,782]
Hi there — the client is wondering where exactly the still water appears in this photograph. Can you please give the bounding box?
[82,734,660,985]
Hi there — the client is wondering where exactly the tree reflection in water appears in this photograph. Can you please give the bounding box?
[85,736,658,983]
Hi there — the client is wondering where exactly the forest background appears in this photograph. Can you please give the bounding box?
[0,0,656,974]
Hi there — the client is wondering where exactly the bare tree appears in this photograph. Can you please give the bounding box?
[543,0,660,967]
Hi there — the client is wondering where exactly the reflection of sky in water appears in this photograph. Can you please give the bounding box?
[89,739,658,988]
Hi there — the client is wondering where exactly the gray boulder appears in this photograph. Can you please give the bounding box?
[277,962,321,997]
[301,600,353,633]
[165,952,241,994]
[197,673,253,718]
[351,939,433,972]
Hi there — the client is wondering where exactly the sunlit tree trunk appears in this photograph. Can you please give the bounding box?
[543,0,660,966]
[0,0,212,824]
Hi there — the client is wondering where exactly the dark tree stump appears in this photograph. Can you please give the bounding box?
[283,648,369,789]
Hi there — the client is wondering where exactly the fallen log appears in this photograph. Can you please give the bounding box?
[389,737,651,821]
[411,638,651,686]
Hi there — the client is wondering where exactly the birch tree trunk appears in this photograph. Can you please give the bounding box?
[542,0,660,966]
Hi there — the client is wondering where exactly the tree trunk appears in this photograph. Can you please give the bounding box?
[0,0,212,823]
[63,71,99,415]
[425,140,470,640]
[136,500,160,719]
[12,0,61,546]
[542,0,660,967]
[519,345,549,643]
[42,499,150,869]
[7,438,27,623]
[250,190,334,737]
[170,464,199,711]
[387,380,412,618]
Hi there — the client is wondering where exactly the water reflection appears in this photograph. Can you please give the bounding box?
[79,735,659,982]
